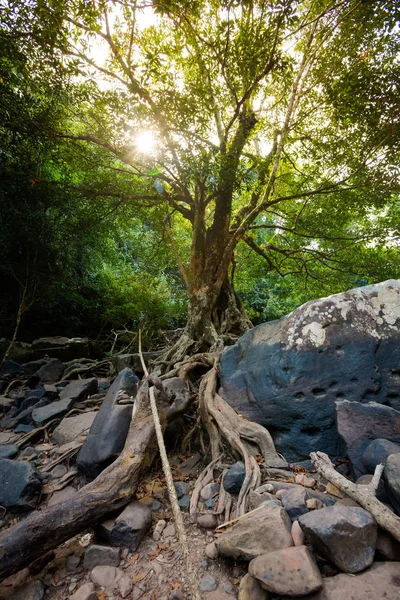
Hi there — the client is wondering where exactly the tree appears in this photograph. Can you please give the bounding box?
[3,0,400,360]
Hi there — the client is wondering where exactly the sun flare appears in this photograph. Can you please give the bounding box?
[135,130,156,154]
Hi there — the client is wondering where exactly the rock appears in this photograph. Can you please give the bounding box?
[355,474,387,503]
[15,424,35,433]
[83,544,120,569]
[113,352,160,375]
[295,474,317,488]
[279,486,309,521]
[325,482,344,497]
[200,482,220,500]
[47,485,76,506]
[69,582,97,600]
[52,411,97,445]
[153,519,166,541]
[199,574,217,592]
[0,360,21,378]
[20,360,47,378]
[59,378,98,403]
[9,580,45,600]
[0,458,41,510]
[163,523,176,538]
[239,573,269,600]
[0,444,18,459]
[197,514,218,529]
[216,504,293,561]
[31,336,91,361]
[174,481,189,498]
[118,574,134,598]
[222,461,246,494]
[336,400,400,477]
[90,565,124,587]
[76,368,139,480]
[248,490,278,510]
[291,520,305,546]
[249,545,323,596]
[32,397,74,424]
[0,395,15,412]
[205,541,219,560]
[33,358,65,383]
[110,501,152,549]
[375,528,400,560]
[306,498,324,510]
[219,280,400,462]
[363,438,400,474]
[66,554,81,571]
[336,497,361,508]
[176,452,202,476]
[298,505,377,573]
[384,453,400,514]
[178,494,190,510]
[302,561,400,600]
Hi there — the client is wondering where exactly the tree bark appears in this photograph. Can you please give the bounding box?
[0,380,190,580]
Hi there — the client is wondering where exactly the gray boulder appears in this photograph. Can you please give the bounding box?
[32,358,65,383]
[32,397,74,424]
[219,280,400,462]
[76,368,139,480]
[52,411,97,445]
[83,544,120,570]
[31,336,91,361]
[109,501,152,549]
[298,505,377,573]
[336,400,400,477]
[0,458,41,510]
[384,453,400,514]
[0,444,18,459]
[59,378,98,402]
[362,438,400,474]
[19,359,47,378]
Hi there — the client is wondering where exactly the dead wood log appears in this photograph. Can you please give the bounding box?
[310,451,400,543]
[0,380,191,580]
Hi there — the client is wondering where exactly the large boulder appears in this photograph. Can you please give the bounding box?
[362,438,400,474]
[0,459,41,510]
[31,337,92,361]
[298,505,377,573]
[76,368,139,480]
[59,378,98,402]
[384,453,400,514]
[52,411,97,445]
[219,280,400,462]
[336,400,400,477]
[301,562,400,600]
[216,504,293,561]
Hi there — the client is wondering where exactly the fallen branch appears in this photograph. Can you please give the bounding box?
[310,451,400,543]
[138,331,200,600]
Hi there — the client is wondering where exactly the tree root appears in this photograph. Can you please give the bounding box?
[311,451,400,543]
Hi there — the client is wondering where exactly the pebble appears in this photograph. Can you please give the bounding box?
[197,514,218,529]
[174,481,190,498]
[291,520,305,546]
[306,498,324,510]
[178,494,190,510]
[205,541,219,559]
[66,554,81,572]
[83,544,120,570]
[199,574,218,592]
[69,582,97,600]
[200,482,220,501]
[153,519,167,541]
[163,523,176,538]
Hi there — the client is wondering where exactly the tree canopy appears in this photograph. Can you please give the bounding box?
[1,0,399,353]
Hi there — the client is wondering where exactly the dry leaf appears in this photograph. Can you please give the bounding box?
[170,581,181,589]
[132,571,149,584]
[129,553,140,565]
[231,577,240,585]
[147,547,161,559]
[97,592,108,600]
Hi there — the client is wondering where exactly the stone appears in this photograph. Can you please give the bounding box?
[47,485,76,506]
[219,280,400,462]
[83,544,120,570]
[363,438,400,474]
[248,491,278,510]
[356,474,387,503]
[0,444,18,459]
[216,504,293,561]
[118,574,133,598]
[279,486,309,521]
[33,358,65,383]
[239,573,269,600]
[20,360,47,378]
[178,494,190,510]
[153,519,166,541]
[76,368,139,480]
[19,388,46,411]
[52,411,97,445]
[249,545,323,596]
[199,574,217,592]
[298,505,377,573]
[306,498,324,510]
[0,458,41,510]
[31,336,91,361]
[69,582,97,600]
[205,541,219,560]
[174,481,189,498]
[59,378,98,403]
[15,424,35,433]
[222,461,246,494]
[113,352,160,375]
[375,528,400,561]
[0,395,15,412]
[302,561,400,600]
[163,523,176,538]
[176,452,202,476]
[197,514,218,529]
[32,397,74,424]
[90,565,124,587]
[200,482,220,500]
[66,554,81,571]
[0,360,21,378]
[110,501,152,549]
[385,453,400,514]
[9,580,45,600]
[336,399,400,477]
[291,520,305,546]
